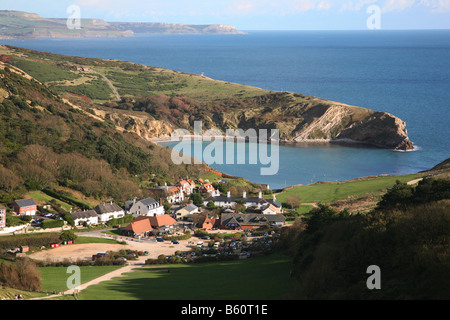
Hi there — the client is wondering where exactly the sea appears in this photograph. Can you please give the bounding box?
[2,30,449,189]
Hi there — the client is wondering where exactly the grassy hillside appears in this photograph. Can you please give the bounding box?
[75,254,292,300]
[0,52,206,207]
[278,177,450,300]
[1,45,413,150]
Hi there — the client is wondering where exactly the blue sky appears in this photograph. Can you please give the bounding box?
[2,0,450,30]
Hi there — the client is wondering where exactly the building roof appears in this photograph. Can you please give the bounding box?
[205,195,282,208]
[149,214,177,228]
[220,213,285,227]
[123,216,153,235]
[70,210,99,220]
[183,204,198,212]
[14,198,37,208]
[94,203,124,215]
[139,197,160,206]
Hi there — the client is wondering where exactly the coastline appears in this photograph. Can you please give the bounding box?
[149,135,391,150]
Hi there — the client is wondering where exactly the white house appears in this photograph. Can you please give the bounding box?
[204,191,283,213]
[94,202,125,223]
[128,197,165,217]
[70,210,99,226]
[148,185,185,204]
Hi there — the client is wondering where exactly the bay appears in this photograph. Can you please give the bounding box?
[2,30,449,188]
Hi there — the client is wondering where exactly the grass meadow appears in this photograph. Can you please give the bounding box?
[73,253,293,300]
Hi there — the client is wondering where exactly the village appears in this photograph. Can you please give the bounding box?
[0,178,286,265]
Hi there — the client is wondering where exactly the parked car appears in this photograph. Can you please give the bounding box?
[172,240,179,244]
[156,238,165,242]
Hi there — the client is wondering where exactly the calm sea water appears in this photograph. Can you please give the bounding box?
[2,30,449,188]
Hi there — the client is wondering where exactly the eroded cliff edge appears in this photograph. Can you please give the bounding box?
[99,93,414,151]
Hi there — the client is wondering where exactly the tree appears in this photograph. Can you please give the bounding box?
[190,193,203,206]
[60,230,78,243]
[285,194,302,209]
[206,200,216,210]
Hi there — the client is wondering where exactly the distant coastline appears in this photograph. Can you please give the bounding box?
[0,10,247,40]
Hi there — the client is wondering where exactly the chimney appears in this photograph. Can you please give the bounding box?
[160,198,163,206]
[259,191,262,199]
[243,191,247,198]
[227,191,231,198]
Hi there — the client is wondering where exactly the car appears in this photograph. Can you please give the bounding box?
[201,236,210,240]
[172,240,179,244]
[156,238,165,242]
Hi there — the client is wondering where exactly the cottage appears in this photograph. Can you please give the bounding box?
[12,198,37,216]
[148,185,185,204]
[70,210,99,226]
[199,183,216,195]
[128,197,165,217]
[176,179,196,195]
[202,216,218,230]
[203,191,283,213]
[148,214,177,232]
[262,203,281,215]
[176,203,199,218]
[94,202,125,223]
[121,216,153,238]
[220,213,286,230]
[0,205,6,229]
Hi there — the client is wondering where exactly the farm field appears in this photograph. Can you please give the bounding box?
[39,265,124,293]
[276,173,424,205]
[75,253,293,300]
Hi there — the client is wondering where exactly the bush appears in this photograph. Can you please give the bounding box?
[41,219,65,229]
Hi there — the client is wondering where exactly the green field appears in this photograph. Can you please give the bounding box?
[276,173,424,205]
[39,265,124,293]
[26,190,73,211]
[76,254,292,300]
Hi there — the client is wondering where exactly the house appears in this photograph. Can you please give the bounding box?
[128,197,165,217]
[0,205,6,229]
[148,185,185,204]
[220,213,286,230]
[199,183,216,195]
[175,203,199,219]
[202,216,218,230]
[12,198,37,216]
[262,203,281,215]
[148,214,177,232]
[121,216,153,238]
[94,202,125,223]
[176,179,196,195]
[70,210,99,226]
[203,191,283,213]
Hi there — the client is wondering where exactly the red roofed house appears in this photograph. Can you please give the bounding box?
[176,179,196,195]
[12,198,37,216]
[121,216,153,238]
[199,183,219,196]
[202,216,218,230]
[149,214,177,232]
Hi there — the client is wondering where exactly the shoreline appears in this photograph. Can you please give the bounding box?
[149,135,390,149]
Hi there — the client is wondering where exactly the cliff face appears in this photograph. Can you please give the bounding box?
[100,93,414,151]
